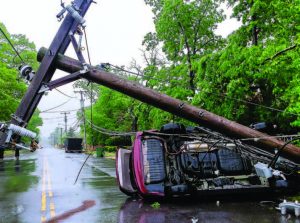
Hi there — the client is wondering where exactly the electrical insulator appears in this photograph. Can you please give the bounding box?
[56,3,86,26]
[19,65,35,82]
[65,4,86,26]
[8,124,37,139]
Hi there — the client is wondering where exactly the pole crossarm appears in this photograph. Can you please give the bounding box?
[39,69,89,93]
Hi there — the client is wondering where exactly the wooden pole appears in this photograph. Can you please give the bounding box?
[38,47,300,163]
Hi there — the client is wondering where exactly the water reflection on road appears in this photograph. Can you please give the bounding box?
[0,148,299,223]
[117,198,299,223]
[0,155,38,223]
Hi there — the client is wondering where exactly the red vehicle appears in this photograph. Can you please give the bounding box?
[116,123,299,198]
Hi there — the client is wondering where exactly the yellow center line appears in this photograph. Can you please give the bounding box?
[41,157,47,222]
[41,156,56,222]
[41,216,46,222]
[46,158,56,218]
[41,157,46,212]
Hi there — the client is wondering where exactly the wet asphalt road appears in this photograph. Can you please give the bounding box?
[0,146,298,223]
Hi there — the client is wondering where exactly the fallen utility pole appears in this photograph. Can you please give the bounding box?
[37,48,300,163]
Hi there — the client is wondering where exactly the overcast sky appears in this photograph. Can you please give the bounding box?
[0,0,240,141]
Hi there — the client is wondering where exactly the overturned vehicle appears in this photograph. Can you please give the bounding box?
[117,123,300,198]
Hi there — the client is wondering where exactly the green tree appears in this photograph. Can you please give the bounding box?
[27,110,43,137]
[0,23,42,137]
[147,0,225,93]
[193,0,300,132]
[81,86,133,145]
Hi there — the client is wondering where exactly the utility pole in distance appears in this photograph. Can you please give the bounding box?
[58,127,63,146]
[60,112,70,133]
[74,90,87,151]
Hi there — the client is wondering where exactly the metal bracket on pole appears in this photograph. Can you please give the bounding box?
[69,30,86,63]
[11,115,26,126]
[38,69,90,94]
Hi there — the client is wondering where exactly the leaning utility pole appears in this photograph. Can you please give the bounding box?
[61,112,70,133]
[74,90,87,151]
[0,0,93,159]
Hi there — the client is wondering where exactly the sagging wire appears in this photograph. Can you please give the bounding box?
[86,114,298,171]
[239,134,300,142]
[71,25,95,186]
[83,28,92,65]
[82,27,96,152]
[268,137,300,168]
[55,89,77,98]
[86,118,291,167]
[103,62,166,83]
[105,62,297,117]
[42,115,77,121]
[85,119,135,136]
[71,115,83,131]
[0,26,25,64]
[85,116,299,164]
[203,90,299,117]
[74,153,92,185]
[0,26,36,83]
[41,108,79,113]
[195,126,298,170]
[40,98,72,113]
[199,139,223,163]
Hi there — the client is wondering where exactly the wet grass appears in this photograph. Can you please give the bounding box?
[288,193,300,201]
[4,150,31,157]
[4,150,14,157]
[0,158,38,194]
[105,152,116,159]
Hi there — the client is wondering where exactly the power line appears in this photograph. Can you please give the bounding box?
[83,27,92,65]
[239,134,300,142]
[55,89,76,98]
[204,90,298,117]
[42,115,78,121]
[83,27,95,150]
[0,26,25,64]
[107,63,296,116]
[85,119,136,136]
[40,106,91,114]
[107,63,165,82]
[40,98,72,113]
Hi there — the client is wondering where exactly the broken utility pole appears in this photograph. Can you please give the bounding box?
[37,48,300,164]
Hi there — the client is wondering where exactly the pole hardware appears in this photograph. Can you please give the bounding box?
[11,114,26,126]
[69,30,86,63]
[57,2,86,27]
[5,124,37,143]
[38,69,90,94]
[0,124,38,152]
[19,65,35,82]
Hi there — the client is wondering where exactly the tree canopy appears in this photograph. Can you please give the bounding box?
[74,0,300,146]
[0,23,42,138]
